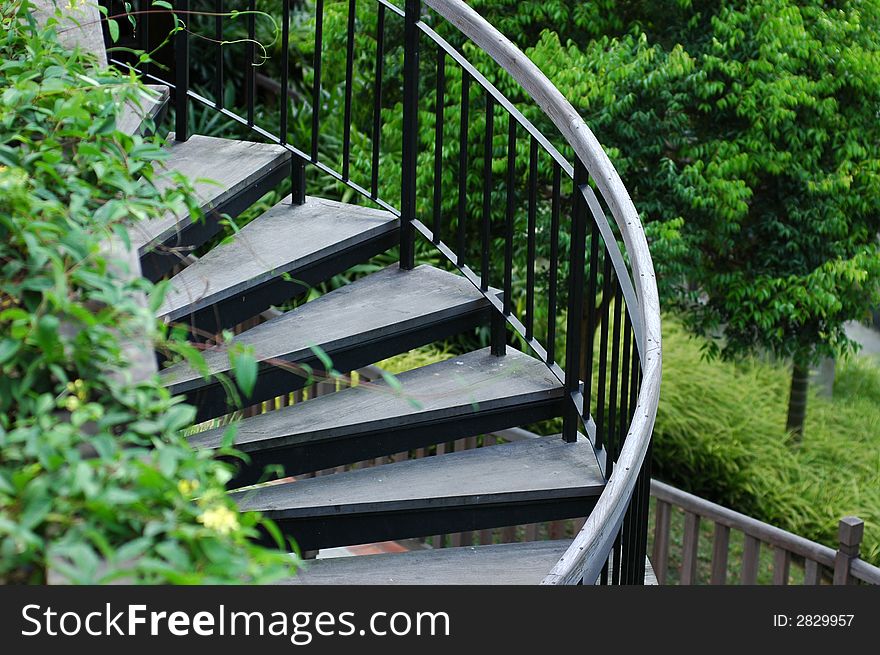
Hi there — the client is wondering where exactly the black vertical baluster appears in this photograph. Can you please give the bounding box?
[619,314,632,460]
[370,4,385,199]
[432,52,445,243]
[311,0,324,161]
[291,157,306,205]
[400,0,421,271]
[620,511,632,584]
[525,136,538,339]
[622,489,637,583]
[174,0,190,141]
[620,314,633,584]
[546,163,561,365]
[503,114,516,315]
[605,292,629,585]
[246,0,255,126]
[629,330,641,429]
[140,0,150,77]
[480,94,494,291]
[280,0,290,144]
[215,0,224,109]
[636,442,653,585]
[614,318,632,581]
[562,162,588,443]
[607,283,623,476]
[595,253,613,452]
[636,462,649,584]
[625,324,641,583]
[611,527,624,586]
[632,346,651,588]
[629,457,648,584]
[456,73,470,266]
[342,0,356,179]
[583,220,601,418]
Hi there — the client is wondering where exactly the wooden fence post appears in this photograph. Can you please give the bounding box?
[680,512,700,585]
[651,499,670,585]
[833,516,864,585]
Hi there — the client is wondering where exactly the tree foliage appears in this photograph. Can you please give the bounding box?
[530,0,880,367]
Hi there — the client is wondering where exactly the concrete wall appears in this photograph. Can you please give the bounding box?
[31,0,108,67]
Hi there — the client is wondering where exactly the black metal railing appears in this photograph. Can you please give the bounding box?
[111,0,661,585]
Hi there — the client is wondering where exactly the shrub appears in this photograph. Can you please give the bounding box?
[0,2,295,583]
[654,319,880,564]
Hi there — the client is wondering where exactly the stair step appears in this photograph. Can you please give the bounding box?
[285,540,572,585]
[233,436,603,551]
[190,348,563,485]
[161,265,493,420]
[130,135,291,280]
[158,196,398,334]
[118,84,169,136]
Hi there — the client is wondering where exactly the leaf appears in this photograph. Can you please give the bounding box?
[261,518,286,550]
[308,344,340,377]
[91,114,116,135]
[231,347,258,397]
[0,339,19,366]
[220,424,238,450]
[163,403,196,432]
[114,537,153,563]
[157,447,178,478]
[379,370,402,392]
[107,19,120,43]
[34,314,60,354]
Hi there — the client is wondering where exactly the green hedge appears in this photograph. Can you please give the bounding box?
[654,319,880,564]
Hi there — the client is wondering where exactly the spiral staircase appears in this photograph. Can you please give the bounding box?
[44,0,661,585]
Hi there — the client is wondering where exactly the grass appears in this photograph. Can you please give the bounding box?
[376,344,459,375]
[655,319,880,565]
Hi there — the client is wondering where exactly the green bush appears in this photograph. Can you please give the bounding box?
[0,2,295,584]
[654,319,880,564]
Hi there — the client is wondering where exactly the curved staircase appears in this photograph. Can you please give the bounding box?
[61,0,662,584]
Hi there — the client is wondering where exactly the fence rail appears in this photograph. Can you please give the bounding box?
[651,479,880,586]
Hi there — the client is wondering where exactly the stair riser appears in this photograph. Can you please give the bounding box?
[180,306,494,422]
[258,497,597,551]
[228,399,565,487]
[140,160,292,281]
[163,229,399,337]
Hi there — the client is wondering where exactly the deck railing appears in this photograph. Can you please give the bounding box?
[651,479,880,586]
[113,0,661,584]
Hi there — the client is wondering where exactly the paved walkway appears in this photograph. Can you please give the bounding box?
[846,321,880,360]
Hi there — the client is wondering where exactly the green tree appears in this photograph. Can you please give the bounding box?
[526,0,880,438]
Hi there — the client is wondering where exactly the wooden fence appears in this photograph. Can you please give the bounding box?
[650,479,880,586]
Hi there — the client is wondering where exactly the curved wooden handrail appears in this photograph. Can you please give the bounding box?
[423,0,662,584]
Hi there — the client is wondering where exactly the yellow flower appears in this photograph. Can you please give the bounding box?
[66,379,87,401]
[64,395,80,412]
[197,505,239,535]
[177,479,200,496]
